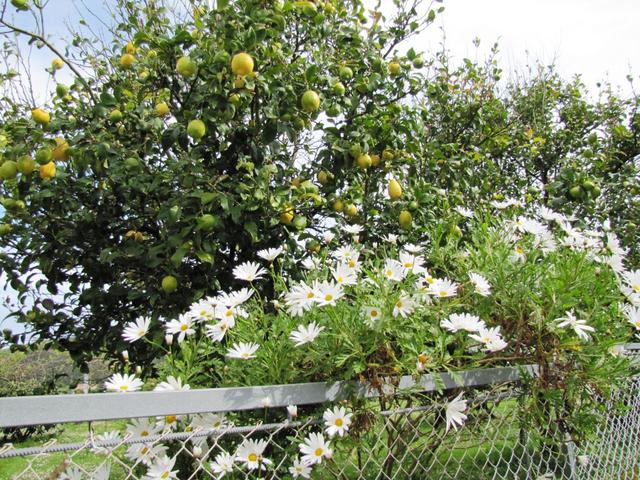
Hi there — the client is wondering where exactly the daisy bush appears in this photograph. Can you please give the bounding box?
[98,201,638,478]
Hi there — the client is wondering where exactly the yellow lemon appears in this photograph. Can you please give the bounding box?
[388,179,402,200]
[32,108,50,125]
[120,53,135,69]
[231,52,254,76]
[52,138,70,161]
[39,161,56,180]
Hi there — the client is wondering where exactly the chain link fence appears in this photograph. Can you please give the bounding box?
[1,355,638,479]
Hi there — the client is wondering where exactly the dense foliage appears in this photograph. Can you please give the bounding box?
[0,0,638,366]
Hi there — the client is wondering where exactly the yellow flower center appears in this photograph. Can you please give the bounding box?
[315,448,323,457]
[370,310,378,317]
[385,270,393,277]
[161,472,169,479]
[633,284,640,293]
[248,453,258,462]
[141,447,149,454]
[404,262,412,268]
[138,329,145,336]
[141,431,149,437]
[325,294,333,302]
[396,301,403,308]
[242,352,250,358]
[307,292,315,299]
[439,291,448,297]
[516,246,524,254]
[225,310,233,317]
[635,321,640,328]
[426,277,434,284]
[348,260,356,268]
[337,276,344,283]
[180,324,188,331]
[418,354,428,364]
[335,419,343,427]
[119,385,129,391]
[166,415,176,424]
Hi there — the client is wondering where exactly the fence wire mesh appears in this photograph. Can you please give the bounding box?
[1,369,639,479]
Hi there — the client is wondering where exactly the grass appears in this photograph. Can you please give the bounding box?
[0,421,127,480]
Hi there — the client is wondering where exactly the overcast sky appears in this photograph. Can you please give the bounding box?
[1,0,638,335]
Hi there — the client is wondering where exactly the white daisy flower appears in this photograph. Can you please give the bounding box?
[393,292,417,318]
[621,285,640,306]
[226,342,260,360]
[289,457,312,479]
[403,243,423,254]
[363,306,383,326]
[205,317,235,342]
[210,451,235,477]
[143,455,179,480]
[125,443,168,466]
[427,278,458,298]
[382,259,407,281]
[332,245,360,263]
[538,205,563,223]
[455,206,473,218]
[468,273,491,296]
[511,244,526,262]
[233,261,268,282]
[217,288,254,307]
[323,231,336,244]
[301,256,321,270]
[343,224,364,235]
[186,299,217,323]
[300,432,332,466]
[191,412,230,431]
[416,352,429,372]
[257,247,284,262]
[154,376,190,392]
[515,216,548,236]
[91,431,121,455]
[287,405,298,418]
[122,316,151,343]
[440,313,485,333]
[604,254,626,274]
[331,262,358,286]
[126,418,161,439]
[290,322,325,346]
[383,233,398,244]
[157,414,181,432]
[235,439,271,471]
[285,281,319,316]
[398,251,426,274]
[314,281,344,307]
[624,305,640,330]
[104,373,144,393]
[323,406,352,437]
[445,393,468,432]
[470,326,508,352]
[623,270,640,294]
[165,314,195,343]
[215,303,247,323]
[556,310,595,341]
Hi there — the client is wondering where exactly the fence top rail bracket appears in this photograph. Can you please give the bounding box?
[0,364,538,428]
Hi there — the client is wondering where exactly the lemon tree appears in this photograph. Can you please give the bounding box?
[0,0,444,362]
